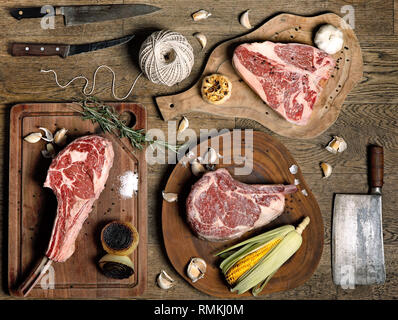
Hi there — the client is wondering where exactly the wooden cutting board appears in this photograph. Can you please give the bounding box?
[162,131,324,297]
[156,13,363,139]
[8,103,147,298]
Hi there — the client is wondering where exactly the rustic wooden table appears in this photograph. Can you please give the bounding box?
[1,0,397,300]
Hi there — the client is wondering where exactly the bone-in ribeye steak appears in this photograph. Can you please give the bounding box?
[232,41,336,126]
[44,135,114,262]
[186,168,297,241]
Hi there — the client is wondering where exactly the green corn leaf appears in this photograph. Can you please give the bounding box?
[231,231,303,295]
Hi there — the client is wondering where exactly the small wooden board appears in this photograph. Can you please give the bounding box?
[156,13,363,139]
[8,103,147,298]
[162,131,324,297]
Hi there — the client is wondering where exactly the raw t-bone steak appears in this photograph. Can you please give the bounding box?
[232,41,336,125]
[44,135,114,262]
[186,168,297,241]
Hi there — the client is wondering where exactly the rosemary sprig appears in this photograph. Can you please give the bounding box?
[71,97,185,152]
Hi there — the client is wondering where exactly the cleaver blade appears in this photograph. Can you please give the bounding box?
[332,145,386,287]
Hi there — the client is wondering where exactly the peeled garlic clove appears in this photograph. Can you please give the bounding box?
[201,147,218,164]
[162,191,178,203]
[240,9,253,29]
[321,162,332,178]
[193,32,207,50]
[192,9,211,21]
[41,143,56,158]
[24,132,42,143]
[54,128,68,146]
[157,270,175,290]
[177,116,189,135]
[191,159,206,176]
[187,257,206,283]
[39,127,54,142]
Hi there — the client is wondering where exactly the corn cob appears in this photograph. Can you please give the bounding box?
[216,217,310,296]
[225,237,282,285]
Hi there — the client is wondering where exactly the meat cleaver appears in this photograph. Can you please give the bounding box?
[332,145,385,287]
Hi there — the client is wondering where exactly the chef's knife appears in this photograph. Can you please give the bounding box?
[10,4,161,26]
[11,34,134,58]
[332,145,385,287]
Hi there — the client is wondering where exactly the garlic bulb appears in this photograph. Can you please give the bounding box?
[314,24,344,55]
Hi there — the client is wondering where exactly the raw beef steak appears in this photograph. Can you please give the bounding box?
[232,41,336,125]
[44,135,114,262]
[186,168,297,241]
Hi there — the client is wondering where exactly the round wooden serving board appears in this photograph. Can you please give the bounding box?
[156,13,363,139]
[162,131,324,297]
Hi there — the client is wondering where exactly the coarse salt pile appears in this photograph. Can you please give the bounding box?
[119,171,138,199]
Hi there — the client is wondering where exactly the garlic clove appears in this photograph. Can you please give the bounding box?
[177,116,189,135]
[192,9,211,21]
[289,164,298,174]
[239,9,253,29]
[187,257,207,283]
[157,269,176,290]
[54,128,68,146]
[24,132,42,143]
[193,32,207,50]
[321,162,332,178]
[39,127,54,142]
[41,143,56,158]
[191,159,206,176]
[325,136,347,154]
[162,191,178,203]
[201,147,218,165]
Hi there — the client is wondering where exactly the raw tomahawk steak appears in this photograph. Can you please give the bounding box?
[44,135,114,262]
[232,41,336,126]
[186,168,297,241]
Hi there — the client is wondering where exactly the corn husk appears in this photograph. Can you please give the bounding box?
[215,217,310,296]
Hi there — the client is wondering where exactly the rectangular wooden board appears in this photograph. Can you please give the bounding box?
[8,103,147,298]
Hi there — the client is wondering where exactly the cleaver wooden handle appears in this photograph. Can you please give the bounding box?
[370,145,384,189]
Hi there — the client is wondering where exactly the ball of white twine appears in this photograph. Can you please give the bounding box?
[41,30,194,100]
[139,30,194,86]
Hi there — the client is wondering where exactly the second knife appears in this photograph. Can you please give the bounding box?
[11,34,134,58]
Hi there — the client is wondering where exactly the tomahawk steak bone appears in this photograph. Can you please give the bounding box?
[232,41,336,126]
[45,135,114,262]
[186,168,297,241]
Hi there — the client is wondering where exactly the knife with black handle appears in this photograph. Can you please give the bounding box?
[10,4,161,26]
[10,7,51,20]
